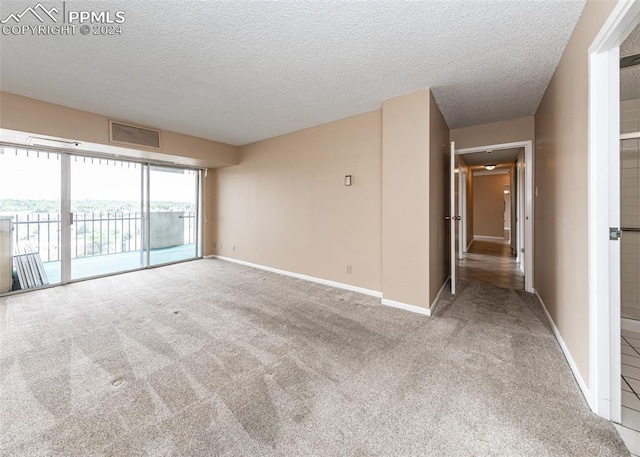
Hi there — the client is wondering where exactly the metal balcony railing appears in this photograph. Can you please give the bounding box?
[11,211,195,263]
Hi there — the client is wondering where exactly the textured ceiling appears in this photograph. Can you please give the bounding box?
[622,23,640,102]
[0,1,586,146]
[622,22,640,57]
[461,148,521,167]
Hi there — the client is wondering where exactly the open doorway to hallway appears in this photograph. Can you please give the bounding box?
[588,1,640,451]
[618,19,640,441]
[454,146,528,291]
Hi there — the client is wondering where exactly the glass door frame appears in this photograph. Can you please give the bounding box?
[0,142,204,294]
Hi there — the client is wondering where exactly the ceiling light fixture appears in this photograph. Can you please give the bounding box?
[484,164,497,171]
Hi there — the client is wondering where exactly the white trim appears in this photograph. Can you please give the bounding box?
[473,235,506,243]
[430,276,450,315]
[534,289,591,407]
[466,239,474,252]
[457,140,533,293]
[460,169,468,256]
[381,276,450,317]
[587,0,640,422]
[381,298,431,316]
[450,141,457,294]
[208,255,383,298]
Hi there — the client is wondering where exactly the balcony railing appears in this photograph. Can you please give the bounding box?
[11,211,195,263]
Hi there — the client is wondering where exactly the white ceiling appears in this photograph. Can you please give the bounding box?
[0,1,586,146]
[461,148,521,167]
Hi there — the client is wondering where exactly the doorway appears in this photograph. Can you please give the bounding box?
[452,140,533,293]
[616,19,640,437]
[587,0,640,427]
[0,144,203,294]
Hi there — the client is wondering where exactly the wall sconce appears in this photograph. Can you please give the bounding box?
[344,175,352,186]
[484,164,497,171]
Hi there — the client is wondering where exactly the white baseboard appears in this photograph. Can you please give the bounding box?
[473,235,507,243]
[207,255,383,298]
[534,289,592,410]
[381,298,431,316]
[466,239,474,252]
[429,276,450,315]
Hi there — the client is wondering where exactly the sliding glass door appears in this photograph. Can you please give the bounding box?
[149,166,199,266]
[0,147,62,291]
[0,144,202,294]
[70,156,145,280]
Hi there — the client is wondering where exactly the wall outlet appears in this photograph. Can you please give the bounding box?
[346,265,352,274]
[233,245,236,252]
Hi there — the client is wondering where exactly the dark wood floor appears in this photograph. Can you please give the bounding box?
[458,240,525,290]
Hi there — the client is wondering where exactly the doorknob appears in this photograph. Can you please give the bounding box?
[445,216,451,220]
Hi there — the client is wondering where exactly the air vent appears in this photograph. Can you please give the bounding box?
[109,121,161,149]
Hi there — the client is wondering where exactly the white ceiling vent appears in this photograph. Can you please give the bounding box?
[109,120,161,149]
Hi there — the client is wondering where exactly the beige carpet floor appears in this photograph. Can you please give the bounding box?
[0,259,629,456]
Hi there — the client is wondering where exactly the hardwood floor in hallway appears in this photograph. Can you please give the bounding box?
[458,240,524,290]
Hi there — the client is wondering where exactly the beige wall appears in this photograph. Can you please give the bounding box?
[215,110,383,291]
[215,87,448,307]
[382,89,449,309]
[473,174,510,238]
[450,117,534,150]
[382,90,431,307]
[0,92,239,169]
[0,91,239,256]
[534,0,616,386]
[429,91,451,302]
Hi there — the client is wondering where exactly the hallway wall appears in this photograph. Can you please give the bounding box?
[473,173,510,239]
[428,90,451,303]
[534,0,617,388]
[450,117,534,150]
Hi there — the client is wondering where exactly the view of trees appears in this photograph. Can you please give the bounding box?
[0,199,195,214]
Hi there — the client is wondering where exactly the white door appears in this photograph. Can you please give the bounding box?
[450,141,459,293]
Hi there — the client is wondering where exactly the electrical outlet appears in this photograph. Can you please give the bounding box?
[346,265,352,274]
[233,245,236,252]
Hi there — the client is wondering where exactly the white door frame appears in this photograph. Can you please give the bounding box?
[450,141,459,294]
[588,0,640,421]
[460,168,468,257]
[517,156,525,272]
[456,140,534,293]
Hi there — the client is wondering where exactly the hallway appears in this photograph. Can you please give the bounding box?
[458,240,525,290]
